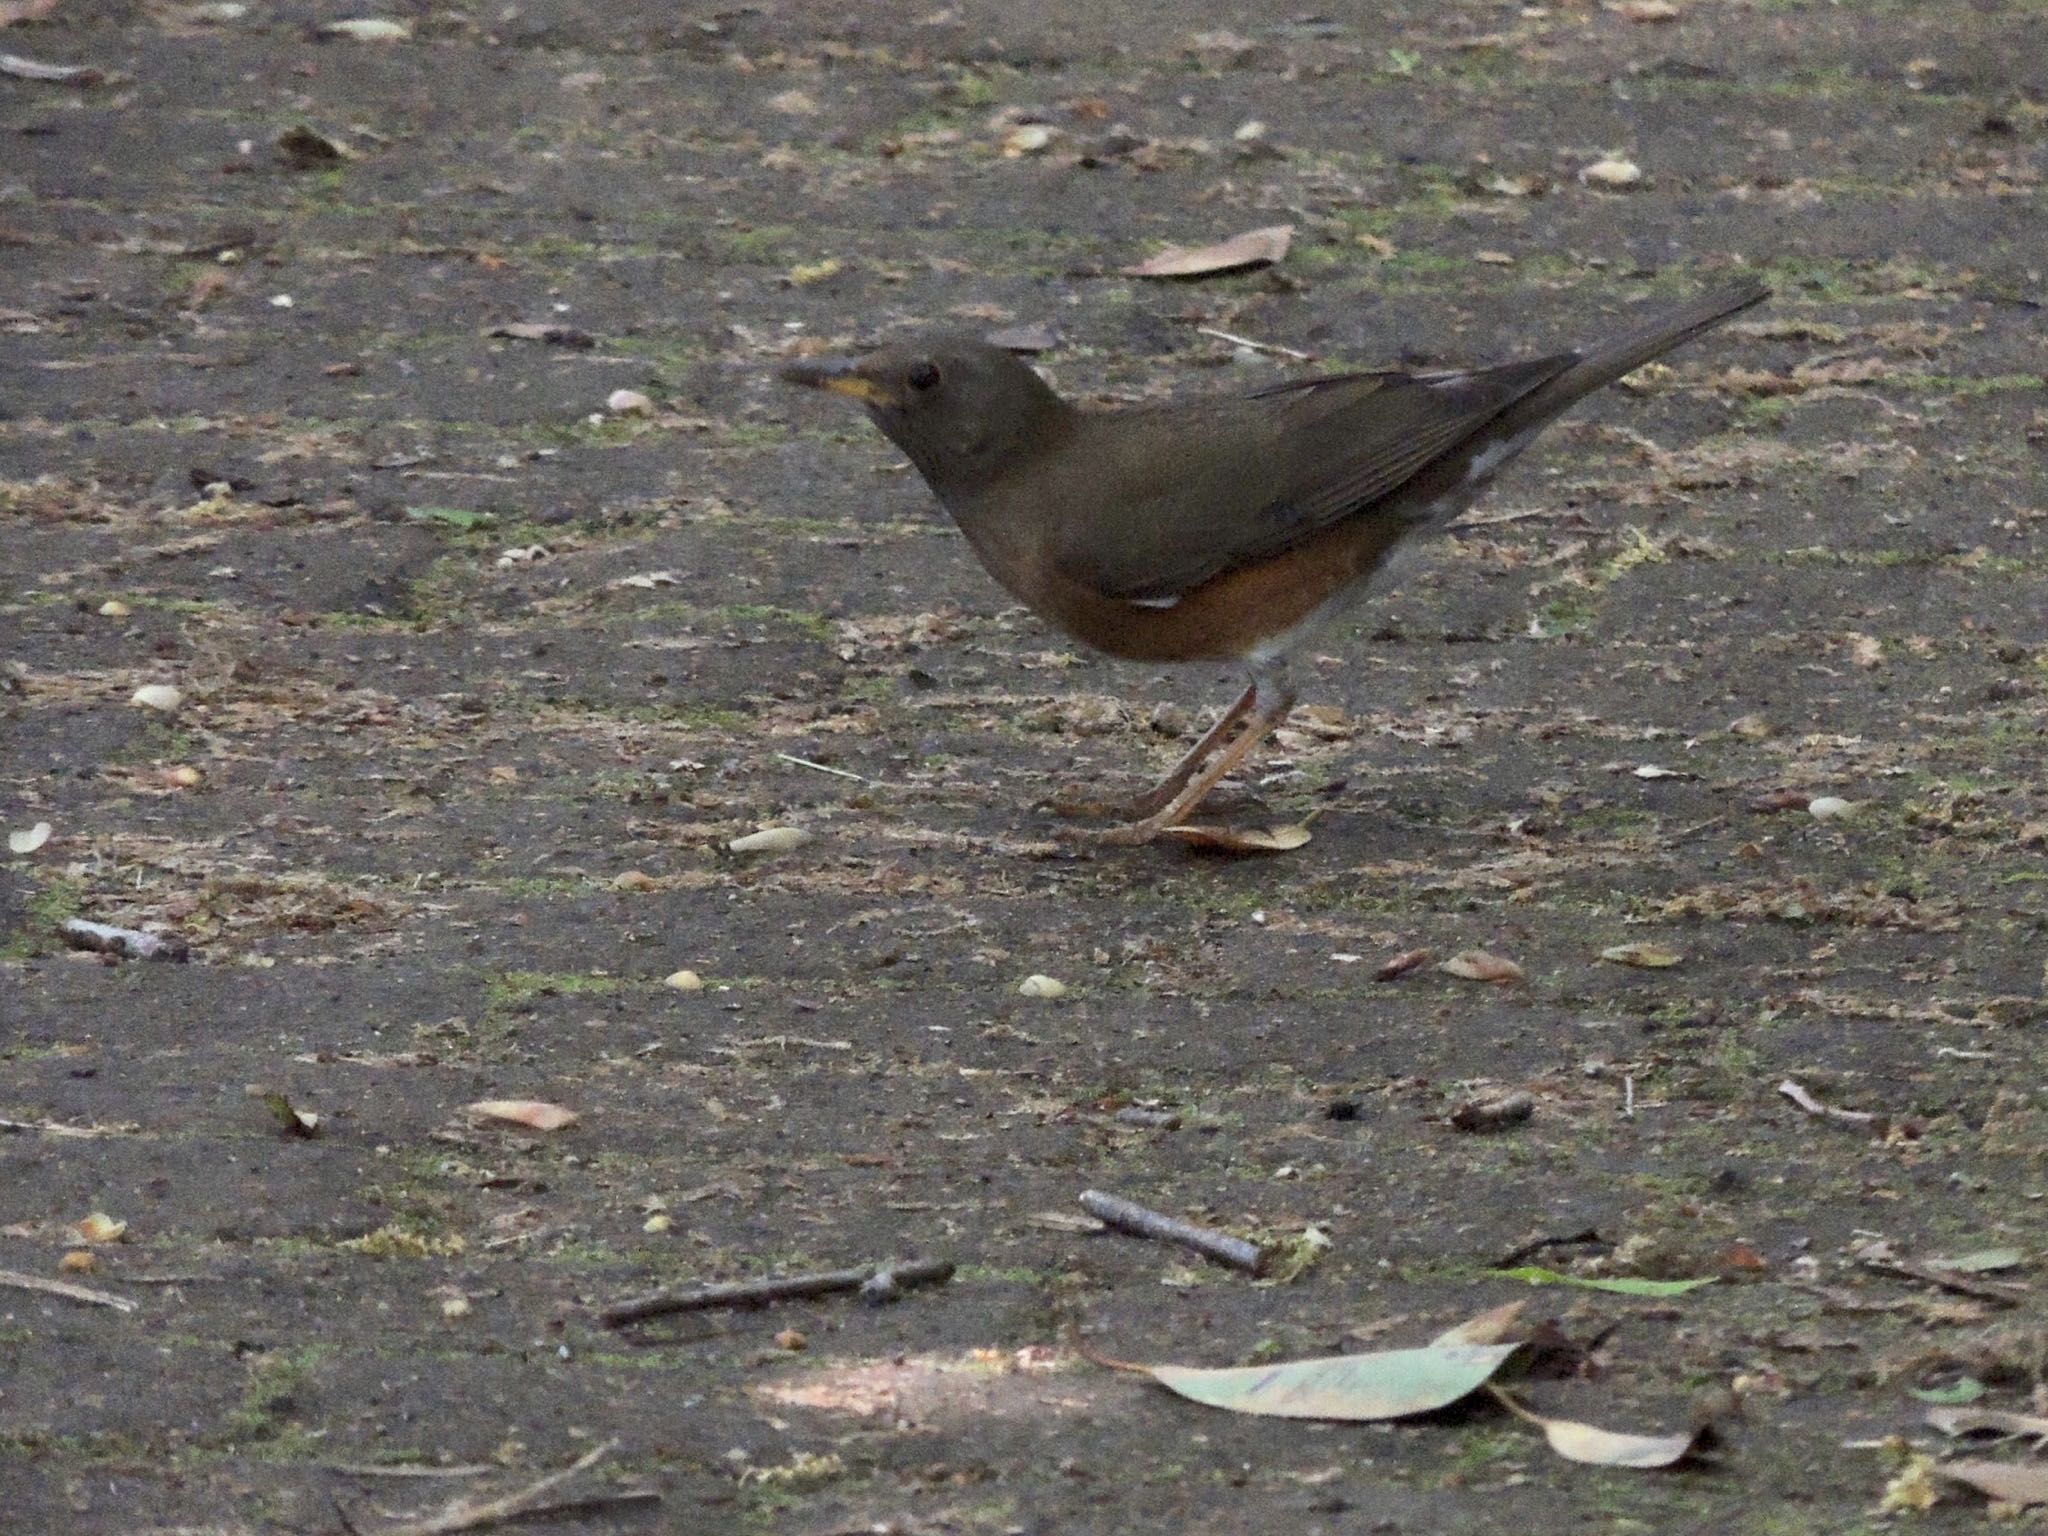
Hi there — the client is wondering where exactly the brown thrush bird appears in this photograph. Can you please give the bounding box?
[784,281,1767,844]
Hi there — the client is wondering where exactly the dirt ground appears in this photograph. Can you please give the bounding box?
[3,0,2047,1531]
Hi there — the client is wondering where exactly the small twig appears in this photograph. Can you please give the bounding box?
[0,1116,139,1138]
[1448,505,1585,530]
[60,917,188,962]
[0,1267,137,1312]
[1667,815,1728,843]
[709,1035,853,1056]
[1493,1227,1602,1269]
[1862,1255,2026,1306]
[1077,1190,1267,1276]
[322,1463,496,1480]
[1777,1078,1880,1127]
[373,1439,636,1536]
[1194,325,1315,361]
[774,752,868,783]
[599,1258,954,1328]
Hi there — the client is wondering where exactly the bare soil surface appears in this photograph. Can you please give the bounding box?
[4,1,2047,1532]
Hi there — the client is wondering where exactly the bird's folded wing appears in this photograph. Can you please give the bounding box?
[1057,354,1575,602]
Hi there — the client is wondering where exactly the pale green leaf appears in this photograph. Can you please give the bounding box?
[1146,1342,1518,1421]
[1488,1266,1715,1297]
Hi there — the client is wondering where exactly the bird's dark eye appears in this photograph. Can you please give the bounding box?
[906,360,942,392]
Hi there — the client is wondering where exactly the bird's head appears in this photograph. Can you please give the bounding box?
[781,335,1066,497]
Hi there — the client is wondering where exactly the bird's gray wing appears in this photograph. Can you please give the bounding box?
[1055,354,1576,602]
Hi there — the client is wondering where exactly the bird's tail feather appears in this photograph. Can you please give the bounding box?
[1505,279,1769,431]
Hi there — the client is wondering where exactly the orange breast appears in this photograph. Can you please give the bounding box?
[1019,509,1414,664]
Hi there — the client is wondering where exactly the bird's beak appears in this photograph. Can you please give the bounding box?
[779,356,897,408]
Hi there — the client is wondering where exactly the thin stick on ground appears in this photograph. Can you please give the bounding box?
[1077,1190,1267,1276]
[774,751,868,783]
[1861,1254,2027,1306]
[321,1463,496,1479]
[1778,1078,1881,1128]
[1193,326,1315,361]
[1493,1227,1602,1269]
[371,1439,644,1536]
[599,1258,955,1328]
[0,1116,139,1137]
[0,1267,137,1312]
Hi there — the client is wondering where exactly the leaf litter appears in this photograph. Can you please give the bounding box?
[1490,1387,1702,1468]
[1099,1300,1706,1468]
[1118,1336,1519,1422]
[1121,225,1292,279]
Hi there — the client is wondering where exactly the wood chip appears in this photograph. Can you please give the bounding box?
[1121,224,1292,279]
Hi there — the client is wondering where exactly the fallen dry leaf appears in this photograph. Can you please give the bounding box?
[1935,1459,2048,1507]
[1129,1340,1519,1421]
[1432,1301,1528,1347]
[468,1100,579,1132]
[1121,224,1292,279]
[73,1212,126,1244]
[1581,155,1645,189]
[1439,950,1524,984]
[250,1086,321,1138]
[129,683,183,713]
[320,17,410,41]
[729,826,812,855]
[276,123,351,169]
[1600,942,1682,969]
[1001,123,1057,157]
[1494,1388,1700,1468]
[1159,821,1312,854]
[1927,1405,2048,1446]
[7,821,50,855]
[1450,1091,1534,1133]
[1375,948,1432,981]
